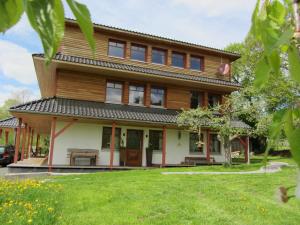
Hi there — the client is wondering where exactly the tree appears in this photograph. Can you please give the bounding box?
[177,100,251,166]
[177,108,213,150]
[250,0,300,200]
[0,0,95,64]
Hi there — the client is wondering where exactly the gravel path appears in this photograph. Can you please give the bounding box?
[0,167,8,177]
[161,162,289,175]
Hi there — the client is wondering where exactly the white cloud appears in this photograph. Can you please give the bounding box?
[0,40,36,84]
[171,0,257,17]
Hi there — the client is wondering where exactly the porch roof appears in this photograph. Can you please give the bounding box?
[0,117,22,129]
[33,53,241,88]
[9,97,250,129]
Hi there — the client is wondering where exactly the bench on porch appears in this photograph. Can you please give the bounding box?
[184,156,215,165]
[68,149,99,166]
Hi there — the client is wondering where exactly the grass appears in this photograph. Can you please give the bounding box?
[1,157,300,225]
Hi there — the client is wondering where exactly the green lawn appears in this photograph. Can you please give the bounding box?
[1,158,300,225]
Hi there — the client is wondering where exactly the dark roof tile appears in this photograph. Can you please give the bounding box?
[33,53,241,88]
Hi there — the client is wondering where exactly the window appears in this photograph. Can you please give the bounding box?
[190,91,204,109]
[190,56,203,71]
[106,82,123,103]
[208,94,221,108]
[172,52,185,68]
[190,133,204,153]
[108,40,125,58]
[152,48,166,64]
[129,85,144,105]
[149,130,162,150]
[151,87,165,107]
[131,44,146,61]
[102,127,121,150]
[210,134,221,154]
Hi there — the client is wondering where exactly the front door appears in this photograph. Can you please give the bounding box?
[126,129,143,167]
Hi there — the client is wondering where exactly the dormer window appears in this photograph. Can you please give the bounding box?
[106,81,123,103]
[108,40,125,58]
[131,44,146,61]
[172,52,185,68]
[190,56,203,71]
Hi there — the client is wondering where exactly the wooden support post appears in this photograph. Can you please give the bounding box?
[5,131,9,145]
[206,130,211,163]
[29,129,34,158]
[161,126,167,167]
[21,124,28,161]
[48,117,57,172]
[145,83,151,107]
[25,127,31,159]
[123,81,129,105]
[109,122,116,169]
[36,134,40,156]
[13,118,22,163]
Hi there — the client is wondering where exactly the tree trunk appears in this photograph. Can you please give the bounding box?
[223,136,232,166]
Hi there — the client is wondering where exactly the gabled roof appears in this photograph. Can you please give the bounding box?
[0,117,20,128]
[10,97,250,128]
[65,18,240,60]
[33,53,241,88]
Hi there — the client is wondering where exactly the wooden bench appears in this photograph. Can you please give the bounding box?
[68,149,99,166]
[184,156,215,165]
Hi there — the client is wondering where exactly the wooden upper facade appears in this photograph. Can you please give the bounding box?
[33,19,241,111]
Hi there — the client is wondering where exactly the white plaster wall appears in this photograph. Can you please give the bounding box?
[51,121,226,166]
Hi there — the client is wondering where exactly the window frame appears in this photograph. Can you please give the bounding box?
[210,133,221,155]
[101,127,122,151]
[148,130,163,151]
[190,91,204,109]
[130,43,147,62]
[151,47,167,65]
[208,94,221,108]
[171,51,186,68]
[105,81,123,104]
[189,132,205,154]
[129,84,145,106]
[190,55,204,71]
[150,86,165,108]
[108,39,126,58]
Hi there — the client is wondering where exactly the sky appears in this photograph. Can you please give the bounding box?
[0,0,257,106]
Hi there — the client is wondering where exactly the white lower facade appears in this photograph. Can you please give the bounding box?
[50,121,226,166]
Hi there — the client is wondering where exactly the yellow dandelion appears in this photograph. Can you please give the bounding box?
[28,219,32,224]
[47,207,54,212]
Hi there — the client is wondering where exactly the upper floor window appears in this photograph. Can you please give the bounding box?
[152,48,166,65]
[102,127,121,150]
[210,134,221,154]
[108,40,125,58]
[151,87,165,107]
[129,85,144,105]
[190,132,204,153]
[131,44,146,61]
[208,94,221,108]
[106,82,123,103]
[149,130,162,151]
[190,91,204,109]
[172,52,185,68]
[190,56,203,71]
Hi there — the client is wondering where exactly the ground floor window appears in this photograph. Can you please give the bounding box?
[189,132,204,153]
[210,133,221,154]
[149,130,162,150]
[102,127,121,150]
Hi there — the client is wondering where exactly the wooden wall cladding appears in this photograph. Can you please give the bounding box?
[166,87,190,109]
[56,70,106,102]
[61,25,231,82]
